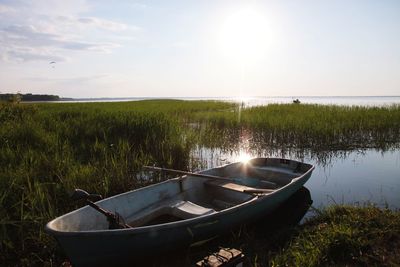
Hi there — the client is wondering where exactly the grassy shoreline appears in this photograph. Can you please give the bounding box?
[184,205,400,267]
[1,100,399,266]
[268,205,400,266]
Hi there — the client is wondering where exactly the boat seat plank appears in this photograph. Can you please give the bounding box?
[171,201,216,218]
[126,199,215,227]
[211,181,255,192]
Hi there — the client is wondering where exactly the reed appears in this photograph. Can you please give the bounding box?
[197,104,400,151]
[1,100,399,265]
[0,101,195,265]
[268,205,400,266]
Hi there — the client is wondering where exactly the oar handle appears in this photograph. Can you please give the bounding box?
[143,166,231,181]
[86,200,131,229]
[144,166,277,195]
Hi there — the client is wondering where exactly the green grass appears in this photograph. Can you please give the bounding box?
[153,204,400,267]
[1,100,399,266]
[0,101,196,265]
[32,101,400,152]
[187,205,400,267]
[268,205,400,266]
[196,104,400,151]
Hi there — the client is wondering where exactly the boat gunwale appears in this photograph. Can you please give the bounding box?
[45,158,315,236]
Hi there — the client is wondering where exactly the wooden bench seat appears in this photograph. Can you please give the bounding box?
[126,199,216,227]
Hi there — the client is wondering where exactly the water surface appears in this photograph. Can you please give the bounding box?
[191,147,400,210]
[56,96,400,107]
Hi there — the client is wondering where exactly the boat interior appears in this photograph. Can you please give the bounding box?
[47,158,313,231]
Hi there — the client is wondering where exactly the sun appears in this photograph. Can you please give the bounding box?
[219,7,272,64]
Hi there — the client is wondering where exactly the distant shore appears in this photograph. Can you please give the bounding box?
[3,94,400,106]
[28,95,400,107]
[0,93,72,102]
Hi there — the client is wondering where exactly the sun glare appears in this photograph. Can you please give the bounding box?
[219,7,272,64]
[237,152,252,163]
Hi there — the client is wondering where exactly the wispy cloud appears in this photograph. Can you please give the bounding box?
[0,24,119,62]
[6,49,66,62]
[0,0,137,62]
[0,4,16,14]
[24,74,108,83]
[55,16,134,32]
[77,17,128,31]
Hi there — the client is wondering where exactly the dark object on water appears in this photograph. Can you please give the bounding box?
[293,98,301,104]
[196,247,244,267]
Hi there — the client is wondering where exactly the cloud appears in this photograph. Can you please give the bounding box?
[54,15,135,32]
[0,24,120,61]
[9,0,91,17]
[6,49,66,62]
[0,0,135,62]
[0,4,16,14]
[24,74,108,83]
[77,17,128,31]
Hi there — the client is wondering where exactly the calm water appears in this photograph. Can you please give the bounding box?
[60,96,400,107]
[234,96,400,107]
[191,147,400,210]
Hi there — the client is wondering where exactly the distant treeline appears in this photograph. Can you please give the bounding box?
[0,93,60,102]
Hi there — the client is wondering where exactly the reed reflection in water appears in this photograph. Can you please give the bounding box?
[190,141,400,210]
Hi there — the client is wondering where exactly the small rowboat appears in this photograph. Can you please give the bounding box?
[46,158,314,266]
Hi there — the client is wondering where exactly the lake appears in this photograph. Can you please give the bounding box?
[59,95,400,107]
[191,146,400,211]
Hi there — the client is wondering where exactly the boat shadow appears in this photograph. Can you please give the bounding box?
[146,186,313,266]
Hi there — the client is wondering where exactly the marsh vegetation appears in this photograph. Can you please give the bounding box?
[1,100,399,266]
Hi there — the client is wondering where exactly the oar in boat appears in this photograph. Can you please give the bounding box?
[143,166,233,181]
[71,189,132,229]
[143,166,277,193]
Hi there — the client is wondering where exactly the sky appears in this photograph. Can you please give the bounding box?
[0,0,399,98]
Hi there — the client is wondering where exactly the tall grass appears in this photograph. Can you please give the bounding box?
[268,205,400,266]
[1,100,400,265]
[0,101,195,265]
[197,104,400,151]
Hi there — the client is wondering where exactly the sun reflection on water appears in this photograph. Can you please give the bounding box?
[237,152,252,163]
